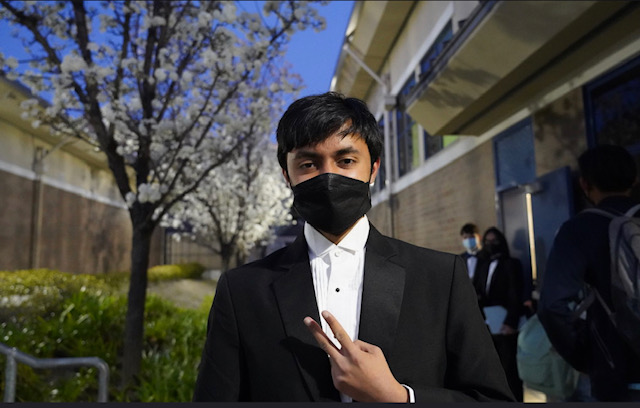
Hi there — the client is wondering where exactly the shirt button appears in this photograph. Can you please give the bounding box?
[335,288,340,292]
[334,251,341,257]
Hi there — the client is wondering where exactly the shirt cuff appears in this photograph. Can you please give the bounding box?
[401,384,415,403]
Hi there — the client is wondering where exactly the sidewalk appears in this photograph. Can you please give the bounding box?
[147,278,217,310]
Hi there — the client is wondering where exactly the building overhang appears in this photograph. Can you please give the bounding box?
[331,1,416,99]
[406,0,639,136]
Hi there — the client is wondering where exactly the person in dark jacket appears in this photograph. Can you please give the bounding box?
[538,144,640,401]
[193,92,515,402]
[474,226,524,401]
[459,223,485,281]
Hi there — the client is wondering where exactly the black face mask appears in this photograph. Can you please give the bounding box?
[484,242,502,258]
[291,173,372,236]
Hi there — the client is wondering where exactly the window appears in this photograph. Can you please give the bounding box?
[419,21,453,78]
[424,130,443,159]
[396,110,419,177]
[423,132,459,159]
[493,118,536,188]
[584,55,640,154]
[396,76,420,177]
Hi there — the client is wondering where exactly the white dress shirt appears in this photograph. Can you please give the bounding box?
[304,216,415,403]
[305,216,368,352]
[466,254,478,280]
[486,259,499,294]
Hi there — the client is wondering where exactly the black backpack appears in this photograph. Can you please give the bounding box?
[577,203,640,358]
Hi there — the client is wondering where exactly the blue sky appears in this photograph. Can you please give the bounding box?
[0,1,354,99]
[285,1,354,97]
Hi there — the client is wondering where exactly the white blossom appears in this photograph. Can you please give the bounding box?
[60,54,87,72]
[2,0,325,278]
[6,56,19,69]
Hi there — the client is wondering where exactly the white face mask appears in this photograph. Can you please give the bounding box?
[462,237,477,251]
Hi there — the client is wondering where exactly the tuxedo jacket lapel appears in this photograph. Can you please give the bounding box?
[358,226,405,356]
[271,234,339,401]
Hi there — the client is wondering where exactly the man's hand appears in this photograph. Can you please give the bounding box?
[304,310,409,402]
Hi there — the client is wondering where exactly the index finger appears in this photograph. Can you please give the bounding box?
[320,310,357,354]
[303,316,340,358]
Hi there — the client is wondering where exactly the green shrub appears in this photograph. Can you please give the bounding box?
[0,269,116,321]
[0,263,206,321]
[147,262,206,282]
[0,267,210,402]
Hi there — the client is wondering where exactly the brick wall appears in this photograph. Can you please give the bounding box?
[0,168,164,274]
[369,140,498,255]
[367,199,392,236]
[0,169,34,269]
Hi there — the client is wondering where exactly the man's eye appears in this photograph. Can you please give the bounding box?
[340,158,355,165]
[300,162,315,169]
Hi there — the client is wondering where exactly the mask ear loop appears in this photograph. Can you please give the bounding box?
[368,165,376,187]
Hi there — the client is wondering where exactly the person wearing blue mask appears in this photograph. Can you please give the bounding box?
[193,92,514,402]
[459,223,484,281]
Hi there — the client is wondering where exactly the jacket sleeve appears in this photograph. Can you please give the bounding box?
[193,272,246,401]
[413,256,515,402]
[537,221,589,372]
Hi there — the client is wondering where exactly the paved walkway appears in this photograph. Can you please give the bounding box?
[147,278,217,310]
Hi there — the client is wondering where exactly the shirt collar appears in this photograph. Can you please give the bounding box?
[304,215,370,257]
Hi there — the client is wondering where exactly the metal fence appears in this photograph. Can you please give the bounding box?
[0,342,109,402]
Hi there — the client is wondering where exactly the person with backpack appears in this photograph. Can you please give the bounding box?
[538,144,640,402]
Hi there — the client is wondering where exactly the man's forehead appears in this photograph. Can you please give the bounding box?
[288,133,365,155]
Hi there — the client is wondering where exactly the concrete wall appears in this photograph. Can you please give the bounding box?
[0,78,164,275]
[532,87,588,177]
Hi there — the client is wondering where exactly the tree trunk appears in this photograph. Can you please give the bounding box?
[235,251,246,268]
[120,222,154,389]
[220,243,234,272]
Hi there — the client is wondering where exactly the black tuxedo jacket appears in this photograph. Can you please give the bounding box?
[473,256,524,329]
[193,225,514,402]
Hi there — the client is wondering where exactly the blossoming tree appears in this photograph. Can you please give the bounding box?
[165,133,294,273]
[0,0,325,385]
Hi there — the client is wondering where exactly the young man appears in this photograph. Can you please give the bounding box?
[193,92,514,402]
[538,144,640,401]
[459,223,483,280]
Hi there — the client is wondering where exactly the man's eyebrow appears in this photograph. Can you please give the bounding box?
[334,146,361,156]
[291,146,362,160]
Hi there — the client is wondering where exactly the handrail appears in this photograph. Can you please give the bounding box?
[0,342,109,402]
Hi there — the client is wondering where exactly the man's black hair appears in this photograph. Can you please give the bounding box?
[460,223,479,236]
[578,144,638,193]
[276,92,383,172]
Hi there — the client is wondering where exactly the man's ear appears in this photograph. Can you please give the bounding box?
[282,168,291,187]
[369,157,381,185]
[578,176,590,194]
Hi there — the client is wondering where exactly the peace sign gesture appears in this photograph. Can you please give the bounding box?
[304,310,409,402]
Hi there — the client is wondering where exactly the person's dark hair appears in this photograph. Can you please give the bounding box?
[482,226,510,258]
[460,223,479,236]
[578,144,638,193]
[276,92,383,172]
